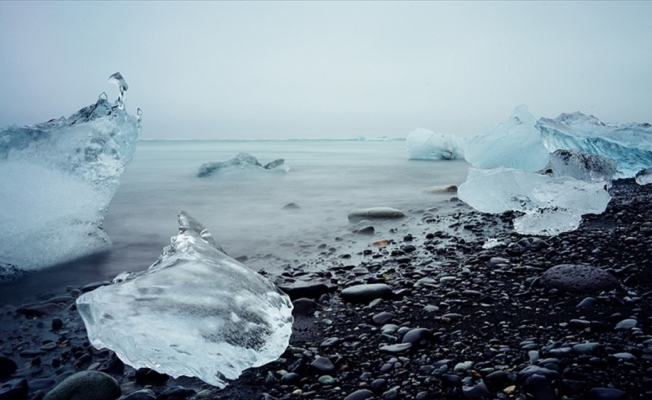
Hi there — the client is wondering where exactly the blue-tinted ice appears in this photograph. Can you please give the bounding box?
[76,212,294,388]
[537,112,652,178]
[406,128,465,160]
[0,73,140,274]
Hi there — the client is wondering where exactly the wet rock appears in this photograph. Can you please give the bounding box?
[0,378,28,400]
[0,357,17,377]
[310,357,336,374]
[343,389,375,400]
[135,368,168,386]
[282,203,301,210]
[278,282,331,300]
[354,226,375,236]
[341,284,393,303]
[43,371,120,400]
[292,298,320,317]
[576,297,597,308]
[614,319,637,330]
[401,328,433,345]
[540,264,618,293]
[462,383,491,399]
[372,312,395,325]
[586,388,627,400]
[348,207,405,223]
[524,374,555,400]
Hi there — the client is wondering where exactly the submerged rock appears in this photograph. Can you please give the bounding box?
[347,207,406,223]
[76,212,293,388]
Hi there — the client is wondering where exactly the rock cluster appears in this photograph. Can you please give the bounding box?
[0,180,651,400]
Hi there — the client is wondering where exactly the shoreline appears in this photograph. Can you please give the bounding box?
[1,179,651,399]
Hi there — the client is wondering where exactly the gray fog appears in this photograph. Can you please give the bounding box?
[1,1,650,140]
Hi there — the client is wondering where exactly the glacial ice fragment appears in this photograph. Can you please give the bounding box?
[464,106,550,172]
[549,149,617,183]
[197,152,288,177]
[537,112,652,178]
[76,212,294,388]
[108,72,128,109]
[0,73,140,273]
[406,128,465,160]
[635,168,652,185]
[458,167,610,236]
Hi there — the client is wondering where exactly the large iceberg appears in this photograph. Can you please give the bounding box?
[0,73,140,274]
[406,128,465,160]
[76,212,294,388]
[198,152,288,177]
[537,112,652,178]
[458,167,611,236]
[464,106,550,172]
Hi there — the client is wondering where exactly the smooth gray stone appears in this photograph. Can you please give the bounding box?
[348,207,405,222]
[44,371,120,400]
[344,389,375,400]
[341,283,393,303]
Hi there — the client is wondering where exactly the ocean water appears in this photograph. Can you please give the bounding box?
[1,139,471,304]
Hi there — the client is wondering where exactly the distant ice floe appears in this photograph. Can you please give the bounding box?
[456,105,651,235]
[406,128,465,160]
[77,212,293,388]
[197,152,288,177]
[0,73,140,275]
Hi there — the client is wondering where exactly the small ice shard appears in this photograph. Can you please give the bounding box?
[197,153,288,177]
[549,149,617,183]
[458,167,610,236]
[635,168,652,185]
[465,106,549,172]
[108,72,129,109]
[0,75,140,274]
[76,212,293,388]
[537,112,652,178]
[406,128,465,160]
[482,238,504,249]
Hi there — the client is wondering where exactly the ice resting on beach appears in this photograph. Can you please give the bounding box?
[76,212,294,388]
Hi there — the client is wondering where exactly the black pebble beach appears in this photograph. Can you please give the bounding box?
[1,179,651,400]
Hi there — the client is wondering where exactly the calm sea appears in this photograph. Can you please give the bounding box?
[1,139,470,304]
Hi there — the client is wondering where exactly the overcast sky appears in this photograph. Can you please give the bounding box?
[0,1,650,140]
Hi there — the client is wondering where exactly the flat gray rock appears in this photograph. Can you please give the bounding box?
[540,264,618,293]
[347,207,405,222]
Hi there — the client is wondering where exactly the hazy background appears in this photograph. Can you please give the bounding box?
[1,1,650,140]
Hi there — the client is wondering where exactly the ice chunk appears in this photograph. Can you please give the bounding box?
[458,167,610,235]
[549,149,617,183]
[76,212,293,388]
[0,73,140,273]
[537,112,652,178]
[406,128,465,160]
[197,153,287,177]
[635,168,652,185]
[108,72,128,109]
[464,106,549,172]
